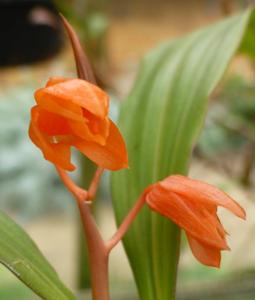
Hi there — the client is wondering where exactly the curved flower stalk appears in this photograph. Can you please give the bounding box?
[143,175,246,267]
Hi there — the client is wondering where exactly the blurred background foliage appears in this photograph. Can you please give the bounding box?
[197,75,255,186]
[0,0,255,299]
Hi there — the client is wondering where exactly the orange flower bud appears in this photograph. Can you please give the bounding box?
[143,175,245,267]
[29,77,128,171]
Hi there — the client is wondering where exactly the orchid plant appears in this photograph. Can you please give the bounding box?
[0,8,253,300]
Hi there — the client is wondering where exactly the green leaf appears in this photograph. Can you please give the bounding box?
[239,9,255,60]
[0,210,76,300]
[111,9,252,300]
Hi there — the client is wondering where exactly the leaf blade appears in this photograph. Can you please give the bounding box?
[111,10,251,300]
[0,211,76,300]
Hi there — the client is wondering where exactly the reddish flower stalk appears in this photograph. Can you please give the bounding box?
[87,167,104,201]
[56,167,110,300]
[56,165,147,298]
[106,195,147,253]
[56,164,146,300]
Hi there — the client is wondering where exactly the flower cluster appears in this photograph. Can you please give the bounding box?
[29,75,246,268]
[29,76,246,268]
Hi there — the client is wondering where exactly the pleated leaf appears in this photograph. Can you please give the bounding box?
[0,210,76,300]
[111,10,252,300]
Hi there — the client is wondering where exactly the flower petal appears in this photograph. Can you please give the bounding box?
[69,112,110,145]
[35,88,84,122]
[46,77,70,87]
[160,175,245,219]
[73,120,128,170]
[29,106,75,171]
[36,108,72,135]
[186,233,221,267]
[40,78,109,118]
[145,185,228,249]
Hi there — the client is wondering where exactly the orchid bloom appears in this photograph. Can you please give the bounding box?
[29,77,128,171]
[142,175,245,267]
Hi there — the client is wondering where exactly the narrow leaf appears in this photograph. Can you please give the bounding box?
[0,210,76,300]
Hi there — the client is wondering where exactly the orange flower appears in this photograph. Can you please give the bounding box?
[143,175,245,267]
[29,77,128,171]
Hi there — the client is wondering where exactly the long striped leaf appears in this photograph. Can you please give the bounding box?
[111,10,252,300]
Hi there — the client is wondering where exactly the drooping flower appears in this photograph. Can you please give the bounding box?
[29,77,128,171]
[142,175,245,267]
